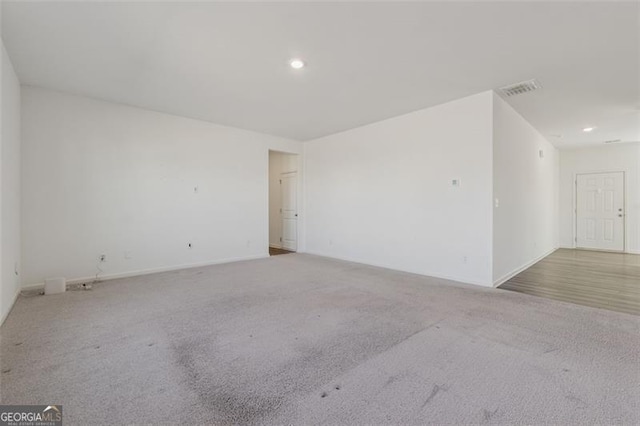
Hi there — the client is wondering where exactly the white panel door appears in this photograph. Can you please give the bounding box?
[281,172,298,251]
[576,172,624,251]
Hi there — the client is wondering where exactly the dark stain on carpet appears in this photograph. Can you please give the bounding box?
[422,384,447,408]
[172,338,285,424]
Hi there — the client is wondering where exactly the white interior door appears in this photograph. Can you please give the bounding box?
[281,172,297,251]
[576,172,624,251]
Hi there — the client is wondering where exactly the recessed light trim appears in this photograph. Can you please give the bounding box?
[583,127,595,132]
[289,59,305,69]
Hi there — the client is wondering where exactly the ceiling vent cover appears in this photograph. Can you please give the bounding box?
[499,79,542,97]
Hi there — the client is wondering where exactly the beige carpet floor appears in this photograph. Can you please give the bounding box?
[1,254,638,425]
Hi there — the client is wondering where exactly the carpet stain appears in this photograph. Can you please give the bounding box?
[320,392,328,398]
[483,407,498,421]
[172,338,285,424]
[422,384,447,408]
[2,369,11,374]
[203,390,284,424]
[384,375,399,387]
[565,394,588,409]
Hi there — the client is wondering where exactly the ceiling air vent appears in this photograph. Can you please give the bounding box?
[604,139,622,144]
[499,79,542,97]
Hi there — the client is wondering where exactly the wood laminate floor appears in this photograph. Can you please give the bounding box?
[269,247,294,256]
[499,249,640,315]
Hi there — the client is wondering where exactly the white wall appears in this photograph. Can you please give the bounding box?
[21,87,303,287]
[1,39,22,324]
[305,92,494,286]
[492,94,559,285]
[269,151,298,248]
[559,143,640,253]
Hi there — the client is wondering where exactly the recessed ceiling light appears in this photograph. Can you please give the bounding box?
[583,127,595,132]
[289,59,305,69]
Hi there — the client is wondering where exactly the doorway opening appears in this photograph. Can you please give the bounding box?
[269,151,299,256]
[575,171,625,252]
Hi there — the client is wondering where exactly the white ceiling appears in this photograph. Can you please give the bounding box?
[2,1,638,146]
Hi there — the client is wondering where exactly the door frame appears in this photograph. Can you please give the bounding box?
[267,149,302,254]
[573,170,626,252]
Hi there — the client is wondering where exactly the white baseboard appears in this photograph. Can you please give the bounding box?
[21,253,269,291]
[492,247,558,288]
[1,286,21,327]
[303,250,492,287]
